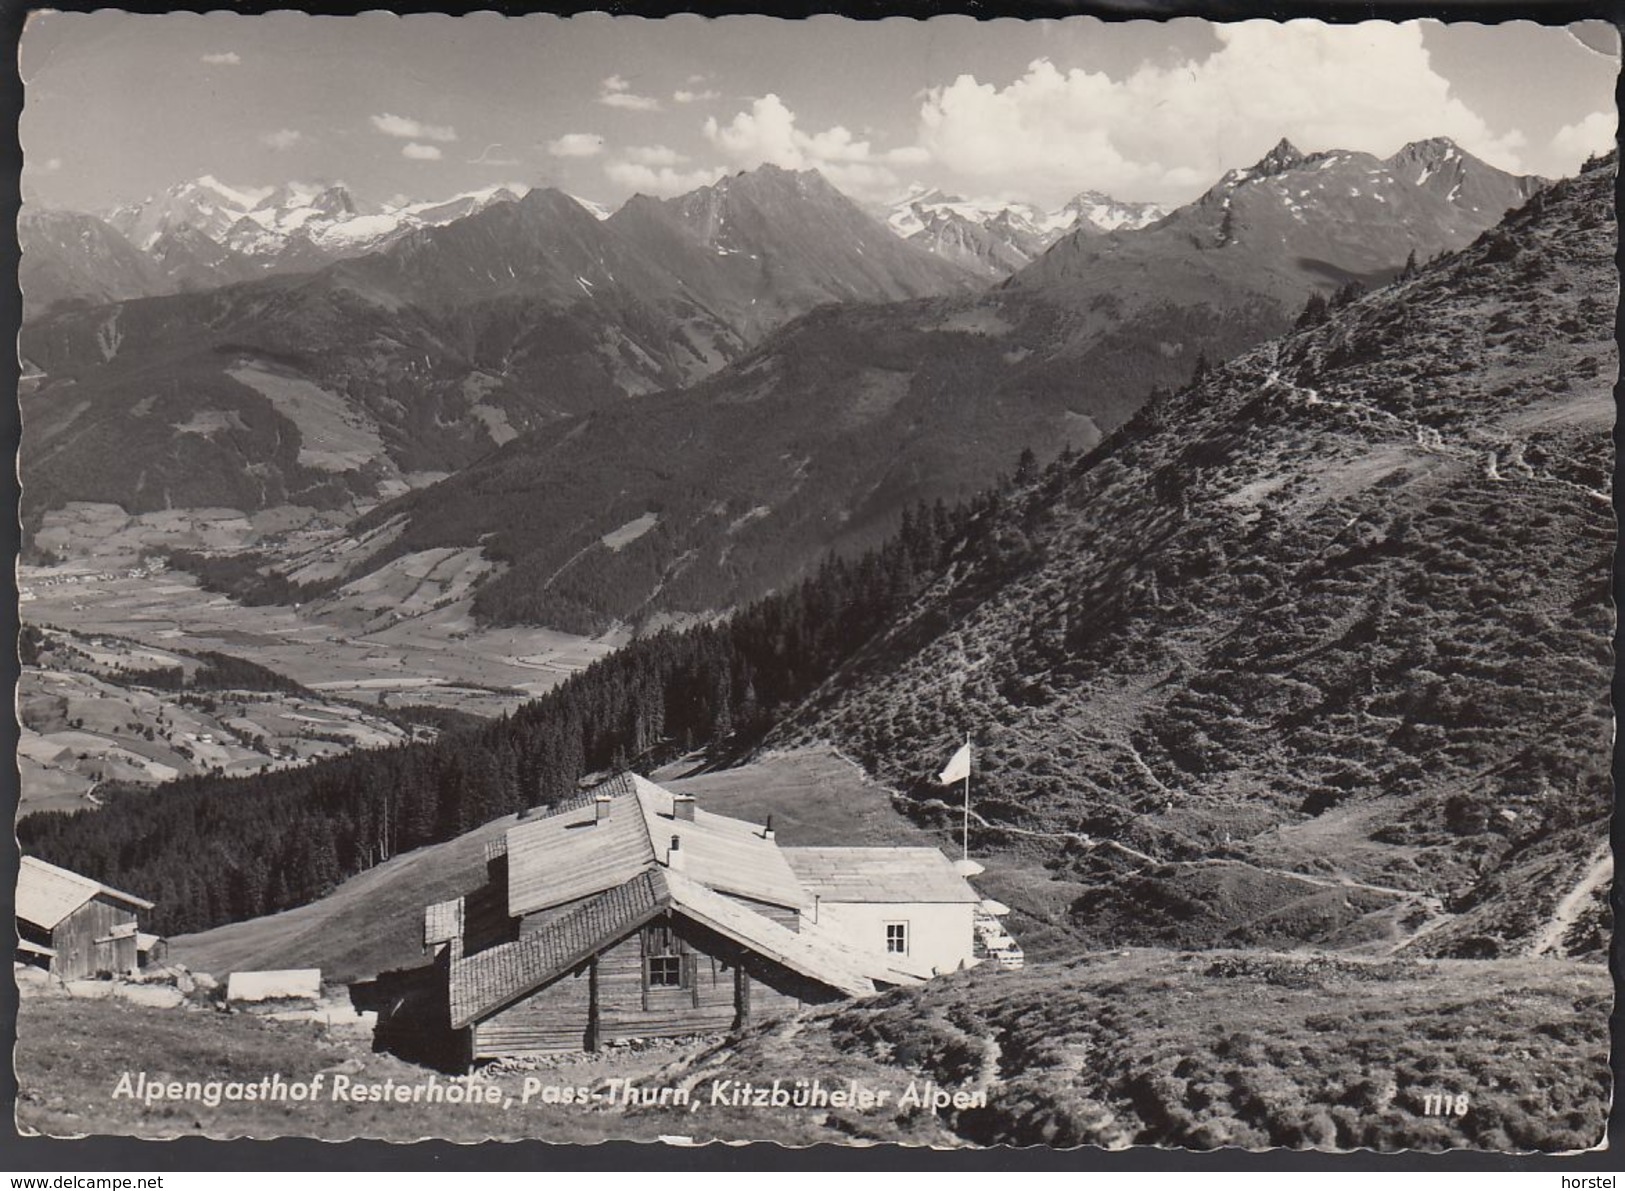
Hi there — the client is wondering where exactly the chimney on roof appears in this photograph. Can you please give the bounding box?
[673,793,696,822]
[668,834,684,871]
[762,814,775,842]
[595,793,613,823]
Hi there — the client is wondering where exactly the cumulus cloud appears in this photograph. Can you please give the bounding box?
[674,88,722,104]
[604,159,724,197]
[371,113,458,142]
[1552,110,1617,171]
[547,133,606,159]
[260,129,304,151]
[402,142,443,161]
[201,51,240,65]
[702,93,929,201]
[600,75,662,112]
[917,21,1536,206]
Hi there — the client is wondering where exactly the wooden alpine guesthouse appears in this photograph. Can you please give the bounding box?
[373,774,987,1067]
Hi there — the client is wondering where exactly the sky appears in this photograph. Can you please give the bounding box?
[19,13,1621,215]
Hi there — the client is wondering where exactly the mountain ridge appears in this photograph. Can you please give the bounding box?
[19,164,981,532]
[298,135,1555,633]
[21,179,533,319]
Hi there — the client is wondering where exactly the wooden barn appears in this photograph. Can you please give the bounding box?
[16,856,154,981]
[380,774,982,1067]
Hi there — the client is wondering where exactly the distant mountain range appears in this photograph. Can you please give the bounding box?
[19,166,977,527]
[1013,137,1545,298]
[21,177,526,317]
[876,186,1167,279]
[21,138,1551,637]
[22,172,1170,316]
[113,175,526,269]
[294,137,1548,633]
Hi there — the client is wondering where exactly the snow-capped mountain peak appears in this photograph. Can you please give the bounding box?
[104,176,531,274]
[192,174,275,211]
[876,185,1168,277]
[565,193,614,221]
[1055,190,1168,233]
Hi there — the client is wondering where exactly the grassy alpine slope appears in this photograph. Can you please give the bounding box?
[17,949,1607,1149]
[632,950,1610,1151]
[777,156,1616,960]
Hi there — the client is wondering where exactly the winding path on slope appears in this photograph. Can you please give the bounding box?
[1261,348,1610,507]
[1530,843,1613,958]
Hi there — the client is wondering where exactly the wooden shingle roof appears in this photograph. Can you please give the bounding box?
[504,774,805,917]
[16,856,153,930]
[450,870,667,1028]
[783,847,980,904]
[633,779,806,911]
[424,897,465,947]
[505,789,655,917]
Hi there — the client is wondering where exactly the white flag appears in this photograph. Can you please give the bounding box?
[938,742,971,785]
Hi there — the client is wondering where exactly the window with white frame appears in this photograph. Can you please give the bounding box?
[885,921,909,954]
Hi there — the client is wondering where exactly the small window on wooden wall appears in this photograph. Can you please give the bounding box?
[647,955,682,987]
[885,921,909,954]
[641,923,695,1006]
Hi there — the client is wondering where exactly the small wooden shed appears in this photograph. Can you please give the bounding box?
[16,856,153,981]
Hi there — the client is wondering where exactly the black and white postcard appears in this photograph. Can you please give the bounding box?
[12,11,1618,1155]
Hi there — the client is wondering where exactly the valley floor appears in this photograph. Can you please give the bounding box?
[15,949,1607,1152]
[22,560,617,715]
[18,557,620,812]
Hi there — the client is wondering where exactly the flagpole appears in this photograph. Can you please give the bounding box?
[962,732,970,861]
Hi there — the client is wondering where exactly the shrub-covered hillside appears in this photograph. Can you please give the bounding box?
[778,156,1617,958]
[635,950,1609,1151]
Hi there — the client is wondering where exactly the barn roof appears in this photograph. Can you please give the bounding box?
[16,856,153,930]
[783,847,980,904]
[505,774,804,917]
[449,867,916,1029]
